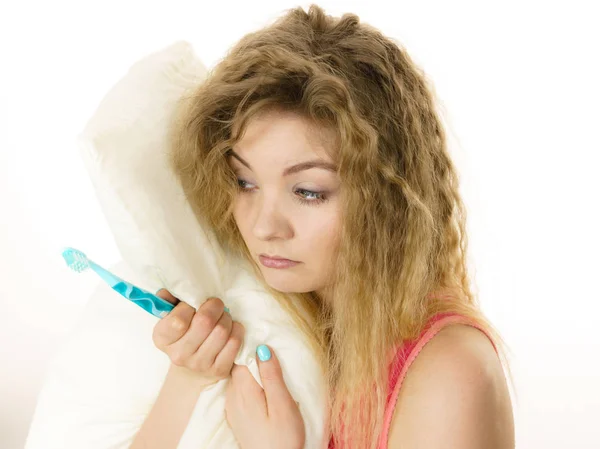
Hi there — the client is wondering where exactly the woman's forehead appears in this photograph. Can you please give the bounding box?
[231,110,338,164]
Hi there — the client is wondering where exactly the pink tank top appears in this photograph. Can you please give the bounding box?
[328,312,499,449]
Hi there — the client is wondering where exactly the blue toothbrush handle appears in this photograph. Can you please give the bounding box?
[112,282,175,318]
[89,261,175,318]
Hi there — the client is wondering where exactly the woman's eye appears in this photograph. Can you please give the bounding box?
[235,178,328,206]
[236,178,252,190]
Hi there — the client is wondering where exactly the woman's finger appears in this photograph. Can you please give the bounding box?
[153,300,195,349]
[230,363,267,414]
[155,289,180,305]
[188,310,233,372]
[213,321,245,373]
[256,345,296,416]
[166,298,224,361]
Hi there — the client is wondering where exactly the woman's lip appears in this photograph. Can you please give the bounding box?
[259,255,301,268]
[260,254,297,262]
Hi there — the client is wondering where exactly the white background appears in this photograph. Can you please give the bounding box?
[1,1,598,448]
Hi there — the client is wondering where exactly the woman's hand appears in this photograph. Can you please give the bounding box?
[225,345,305,449]
[152,289,245,387]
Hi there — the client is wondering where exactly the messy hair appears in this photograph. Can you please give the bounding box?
[168,4,515,449]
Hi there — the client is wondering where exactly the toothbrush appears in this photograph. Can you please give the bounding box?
[61,247,175,318]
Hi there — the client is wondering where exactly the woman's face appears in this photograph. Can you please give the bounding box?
[227,109,342,300]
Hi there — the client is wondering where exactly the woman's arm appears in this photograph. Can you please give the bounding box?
[129,364,212,449]
[387,324,515,448]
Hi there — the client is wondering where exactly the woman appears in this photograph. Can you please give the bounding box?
[130,4,515,449]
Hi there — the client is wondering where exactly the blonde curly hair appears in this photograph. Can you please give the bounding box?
[168,4,515,448]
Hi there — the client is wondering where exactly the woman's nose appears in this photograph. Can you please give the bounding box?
[250,195,292,240]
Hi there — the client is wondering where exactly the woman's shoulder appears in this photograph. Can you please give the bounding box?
[384,318,514,448]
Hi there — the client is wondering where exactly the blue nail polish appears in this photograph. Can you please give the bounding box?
[224,307,230,314]
[257,344,271,362]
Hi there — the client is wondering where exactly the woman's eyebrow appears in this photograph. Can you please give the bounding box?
[227,149,337,176]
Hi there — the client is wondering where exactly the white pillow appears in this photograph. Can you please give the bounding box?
[76,40,226,306]
[24,41,326,449]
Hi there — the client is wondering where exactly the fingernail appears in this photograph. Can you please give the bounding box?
[224,307,230,314]
[257,344,271,362]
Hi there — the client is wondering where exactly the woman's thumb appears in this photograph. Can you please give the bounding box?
[256,345,294,412]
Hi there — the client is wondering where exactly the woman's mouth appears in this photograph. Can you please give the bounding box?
[259,255,300,269]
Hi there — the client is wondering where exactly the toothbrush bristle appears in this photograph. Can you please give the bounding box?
[62,247,90,273]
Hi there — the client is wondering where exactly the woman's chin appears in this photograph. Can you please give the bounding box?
[262,274,315,294]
